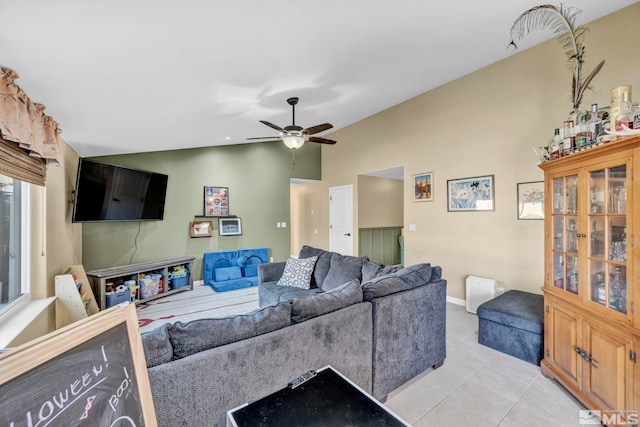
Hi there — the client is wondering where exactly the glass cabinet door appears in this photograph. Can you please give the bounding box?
[551,175,579,295]
[588,165,628,314]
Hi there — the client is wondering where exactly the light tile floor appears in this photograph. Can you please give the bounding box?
[385,303,587,427]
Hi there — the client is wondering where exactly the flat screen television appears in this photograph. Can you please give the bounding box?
[72,158,168,222]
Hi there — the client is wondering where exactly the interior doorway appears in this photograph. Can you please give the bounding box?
[357,166,404,265]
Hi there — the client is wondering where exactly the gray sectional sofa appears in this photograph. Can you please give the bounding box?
[141,246,447,427]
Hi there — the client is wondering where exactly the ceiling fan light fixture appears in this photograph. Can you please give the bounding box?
[282,135,305,149]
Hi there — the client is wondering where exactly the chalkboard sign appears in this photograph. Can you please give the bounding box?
[0,303,157,427]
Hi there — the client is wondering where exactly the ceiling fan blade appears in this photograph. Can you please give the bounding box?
[260,120,285,132]
[303,123,333,135]
[246,136,282,140]
[308,136,337,145]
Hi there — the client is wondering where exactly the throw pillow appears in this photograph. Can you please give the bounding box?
[276,256,318,289]
[321,254,368,291]
[299,246,335,288]
[170,301,291,359]
[290,279,363,324]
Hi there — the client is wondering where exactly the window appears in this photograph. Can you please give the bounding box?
[0,174,29,312]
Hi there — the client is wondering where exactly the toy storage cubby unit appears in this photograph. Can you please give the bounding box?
[86,256,195,310]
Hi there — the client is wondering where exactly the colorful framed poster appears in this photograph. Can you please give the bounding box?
[204,186,229,217]
[413,172,433,202]
[447,175,495,212]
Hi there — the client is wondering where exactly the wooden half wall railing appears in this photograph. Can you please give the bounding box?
[358,226,403,266]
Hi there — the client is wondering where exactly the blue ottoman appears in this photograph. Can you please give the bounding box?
[477,290,544,365]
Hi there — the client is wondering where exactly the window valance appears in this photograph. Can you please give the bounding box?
[0,67,61,186]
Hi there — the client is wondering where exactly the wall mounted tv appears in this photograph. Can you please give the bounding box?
[72,158,168,222]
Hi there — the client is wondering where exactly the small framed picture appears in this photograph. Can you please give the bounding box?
[190,221,213,237]
[219,217,242,236]
[447,175,495,212]
[413,172,434,202]
[204,186,229,217]
[517,181,545,220]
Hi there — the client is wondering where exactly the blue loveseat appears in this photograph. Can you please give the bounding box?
[203,248,268,292]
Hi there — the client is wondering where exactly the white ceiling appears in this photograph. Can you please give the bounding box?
[1,1,636,157]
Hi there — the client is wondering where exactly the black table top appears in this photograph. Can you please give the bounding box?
[228,366,409,427]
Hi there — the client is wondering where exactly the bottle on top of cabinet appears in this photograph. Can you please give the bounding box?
[616,92,634,131]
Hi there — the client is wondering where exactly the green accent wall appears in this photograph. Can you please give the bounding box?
[81,141,320,280]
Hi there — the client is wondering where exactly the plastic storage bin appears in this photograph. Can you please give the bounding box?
[170,274,189,290]
[139,276,159,299]
[106,288,130,308]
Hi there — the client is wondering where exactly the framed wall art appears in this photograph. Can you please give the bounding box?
[413,172,433,202]
[219,217,242,236]
[203,186,229,217]
[517,181,545,220]
[190,221,213,237]
[447,175,495,212]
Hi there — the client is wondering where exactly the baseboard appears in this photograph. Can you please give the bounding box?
[194,280,204,287]
[446,296,465,306]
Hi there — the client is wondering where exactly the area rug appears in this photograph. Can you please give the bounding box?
[136,285,259,334]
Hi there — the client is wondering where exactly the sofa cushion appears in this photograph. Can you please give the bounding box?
[214,266,242,282]
[141,323,173,368]
[322,254,368,291]
[299,245,326,259]
[244,264,259,277]
[362,260,403,282]
[169,301,291,359]
[290,279,363,323]
[362,263,433,301]
[299,245,334,288]
[276,256,318,289]
[430,265,442,281]
[259,281,324,306]
[362,260,384,282]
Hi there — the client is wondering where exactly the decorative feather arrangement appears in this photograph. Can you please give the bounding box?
[508,4,605,112]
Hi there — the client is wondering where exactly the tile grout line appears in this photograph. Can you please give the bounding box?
[415,351,500,426]
[494,372,541,426]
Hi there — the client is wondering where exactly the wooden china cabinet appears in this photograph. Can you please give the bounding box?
[540,134,640,424]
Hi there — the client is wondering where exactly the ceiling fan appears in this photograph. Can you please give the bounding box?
[247,97,337,149]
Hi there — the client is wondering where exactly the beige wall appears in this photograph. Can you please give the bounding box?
[291,3,640,300]
[357,175,403,228]
[290,181,327,256]
[10,139,82,346]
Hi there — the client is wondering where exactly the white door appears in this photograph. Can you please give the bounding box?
[329,185,353,255]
